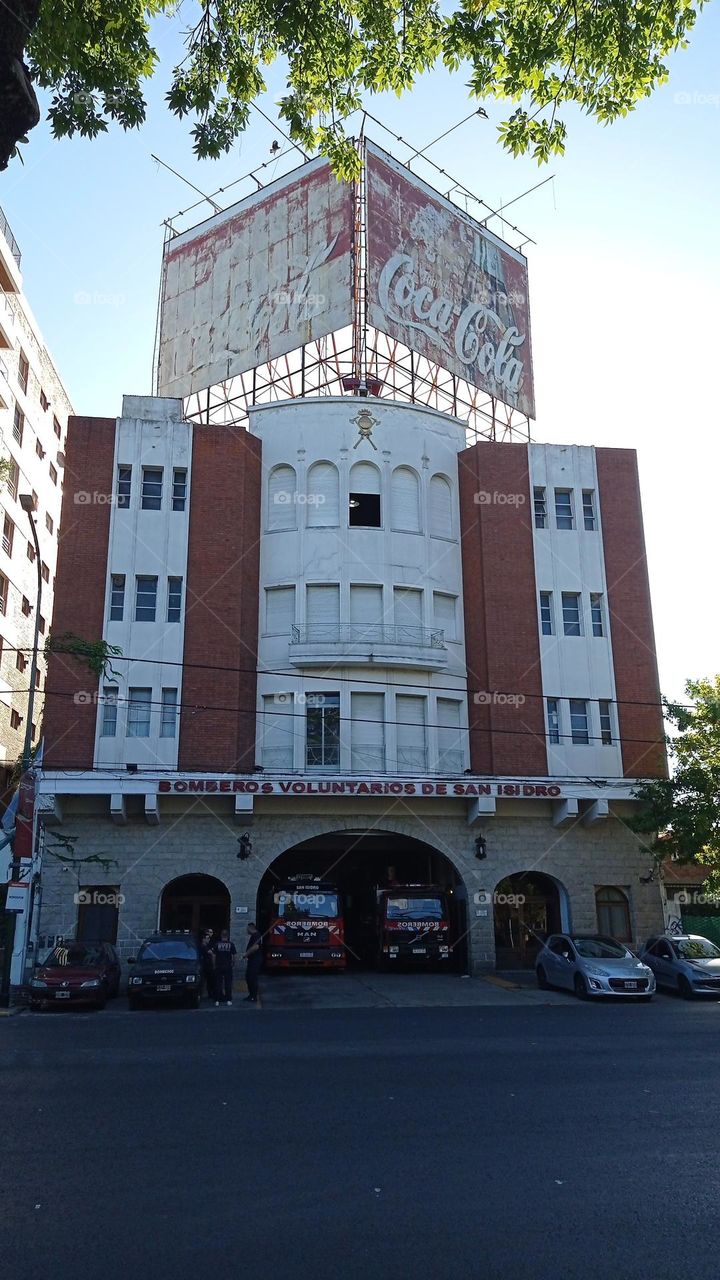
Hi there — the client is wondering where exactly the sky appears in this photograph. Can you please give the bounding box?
[2,5,718,708]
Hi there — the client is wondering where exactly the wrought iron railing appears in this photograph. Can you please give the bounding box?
[290,623,445,649]
[0,208,21,268]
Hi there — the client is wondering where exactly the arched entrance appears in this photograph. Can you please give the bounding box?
[494,872,566,970]
[159,874,230,939]
[257,829,469,972]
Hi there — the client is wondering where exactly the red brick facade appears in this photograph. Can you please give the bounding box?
[43,416,117,768]
[596,448,666,778]
[458,441,547,776]
[179,428,262,771]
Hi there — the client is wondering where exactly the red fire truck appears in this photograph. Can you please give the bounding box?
[376,885,453,968]
[265,877,346,970]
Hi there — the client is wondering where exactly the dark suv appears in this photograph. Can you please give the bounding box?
[127,932,202,1009]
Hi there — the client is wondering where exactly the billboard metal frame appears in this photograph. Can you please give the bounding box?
[168,136,532,444]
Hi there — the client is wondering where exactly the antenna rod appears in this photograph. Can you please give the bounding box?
[481,174,555,226]
[151,155,222,214]
[405,108,488,165]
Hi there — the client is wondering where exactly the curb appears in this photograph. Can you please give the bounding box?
[480,975,522,991]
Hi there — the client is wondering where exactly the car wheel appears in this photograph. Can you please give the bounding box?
[536,965,549,990]
[574,973,590,1000]
[678,975,695,1000]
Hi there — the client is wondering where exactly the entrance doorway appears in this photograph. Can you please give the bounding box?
[494,872,564,969]
[159,875,230,939]
[257,829,468,972]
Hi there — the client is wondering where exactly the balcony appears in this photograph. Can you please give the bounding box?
[0,209,21,292]
[289,623,448,671]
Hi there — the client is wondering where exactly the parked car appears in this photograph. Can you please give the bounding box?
[639,934,720,998]
[127,932,203,1009]
[30,941,121,1010]
[536,933,656,1000]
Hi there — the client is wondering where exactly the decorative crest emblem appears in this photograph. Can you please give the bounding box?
[350,407,379,450]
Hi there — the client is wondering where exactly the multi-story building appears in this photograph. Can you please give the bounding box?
[0,206,73,783]
[34,391,667,973]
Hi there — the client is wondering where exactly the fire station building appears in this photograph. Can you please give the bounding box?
[35,389,666,972]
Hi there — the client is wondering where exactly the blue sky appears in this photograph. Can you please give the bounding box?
[2,5,719,704]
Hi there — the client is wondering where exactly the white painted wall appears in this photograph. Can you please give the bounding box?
[93,396,191,769]
[251,397,470,775]
[530,442,623,778]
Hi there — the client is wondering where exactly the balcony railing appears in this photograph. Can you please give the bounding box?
[291,624,445,649]
[0,208,21,268]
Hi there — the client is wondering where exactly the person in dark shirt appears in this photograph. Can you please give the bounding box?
[199,929,216,1002]
[243,922,263,1003]
[212,929,236,1006]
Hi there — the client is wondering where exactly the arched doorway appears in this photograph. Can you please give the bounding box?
[159,874,230,939]
[257,829,469,972]
[494,872,566,970]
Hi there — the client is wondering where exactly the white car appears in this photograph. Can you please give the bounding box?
[536,933,656,1000]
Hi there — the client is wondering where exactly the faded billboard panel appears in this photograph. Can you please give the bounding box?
[157,157,354,399]
[366,142,535,418]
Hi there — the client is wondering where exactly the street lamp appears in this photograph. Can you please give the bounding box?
[19,493,42,776]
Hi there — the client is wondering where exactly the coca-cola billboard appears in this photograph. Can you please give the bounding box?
[366,142,535,418]
[157,156,354,400]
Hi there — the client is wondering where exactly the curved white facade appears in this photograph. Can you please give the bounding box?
[251,397,470,777]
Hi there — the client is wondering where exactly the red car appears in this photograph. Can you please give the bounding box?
[29,941,121,1010]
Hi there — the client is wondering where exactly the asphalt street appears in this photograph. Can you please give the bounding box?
[2,985,719,1280]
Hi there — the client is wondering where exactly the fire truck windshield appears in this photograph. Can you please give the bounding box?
[277,892,339,919]
[386,897,444,919]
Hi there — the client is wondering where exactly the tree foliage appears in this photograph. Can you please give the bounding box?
[633,676,720,894]
[23,0,704,176]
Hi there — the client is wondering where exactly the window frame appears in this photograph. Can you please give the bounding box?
[599,699,613,746]
[539,590,554,636]
[167,576,183,624]
[595,886,631,943]
[582,489,597,532]
[135,575,158,623]
[117,465,132,510]
[569,698,589,745]
[590,592,604,638]
[109,574,125,622]
[305,692,341,769]
[172,468,187,512]
[100,686,119,737]
[126,687,153,738]
[554,488,574,530]
[533,485,547,529]
[561,592,582,637]
[141,466,163,511]
[160,688,178,738]
[546,698,560,745]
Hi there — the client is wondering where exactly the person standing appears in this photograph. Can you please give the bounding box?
[212,929,236,1006]
[243,921,263,1004]
[200,929,216,1002]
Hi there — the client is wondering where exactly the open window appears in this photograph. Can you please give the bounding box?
[349,461,381,528]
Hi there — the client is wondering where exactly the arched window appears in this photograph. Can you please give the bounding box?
[267,465,297,531]
[429,474,454,539]
[391,466,421,533]
[349,461,381,527]
[307,461,339,526]
[595,886,631,942]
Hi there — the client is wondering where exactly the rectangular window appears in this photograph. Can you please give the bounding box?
[172,468,187,512]
[167,576,183,623]
[49,462,58,486]
[35,668,41,689]
[265,586,296,635]
[41,561,49,584]
[0,573,7,614]
[7,461,18,501]
[546,698,560,745]
[306,584,340,635]
[18,350,29,395]
[100,686,119,737]
[10,709,22,730]
[53,415,62,439]
[562,592,582,636]
[393,586,423,638]
[16,651,26,672]
[117,465,132,509]
[396,694,427,771]
[533,486,547,529]
[349,585,383,633]
[40,389,49,412]
[348,491,381,527]
[127,687,152,738]
[160,688,178,738]
[2,514,14,557]
[141,467,163,510]
[31,490,38,510]
[350,692,385,772]
[76,884,120,945]
[433,592,457,642]
[35,439,45,459]
[599,700,613,746]
[437,698,464,773]
[539,591,554,636]
[26,540,35,562]
[135,575,157,622]
[306,692,340,768]
[13,404,23,445]
[45,512,53,535]
[590,592,604,637]
[109,574,125,621]
[569,698,589,745]
[554,488,574,530]
[582,490,597,531]
[21,595,31,617]
[38,614,45,635]
[261,695,295,770]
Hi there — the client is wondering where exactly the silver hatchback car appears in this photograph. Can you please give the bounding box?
[536,933,656,1000]
[639,934,720,998]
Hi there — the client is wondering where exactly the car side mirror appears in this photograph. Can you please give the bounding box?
[562,952,572,961]
[127,956,137,965]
